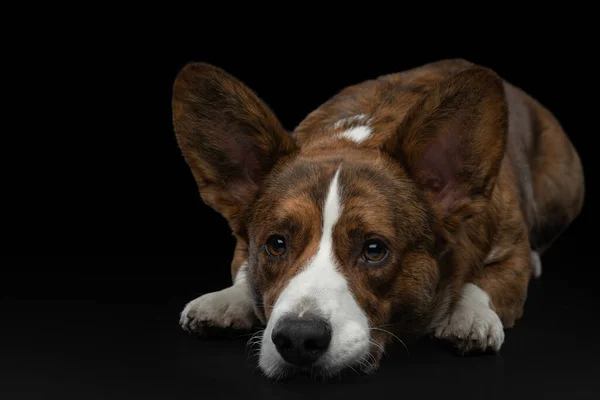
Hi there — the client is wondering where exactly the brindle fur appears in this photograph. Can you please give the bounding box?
[172,58,584,362]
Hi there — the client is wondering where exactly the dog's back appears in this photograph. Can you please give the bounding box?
[502,81,584,255]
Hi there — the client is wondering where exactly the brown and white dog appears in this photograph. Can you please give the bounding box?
[172,59,584,379]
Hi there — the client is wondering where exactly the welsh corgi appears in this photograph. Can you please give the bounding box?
[172,59,584,379]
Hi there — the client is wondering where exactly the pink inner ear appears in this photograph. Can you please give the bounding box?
[418,124,467,211]
[220,127,262,180]
[420,128,460,191]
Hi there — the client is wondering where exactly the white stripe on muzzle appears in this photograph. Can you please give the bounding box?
[258,167,370,378]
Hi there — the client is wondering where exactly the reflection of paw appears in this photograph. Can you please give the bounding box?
[531,251,542,278]
[434,283,504,354]
[179,285,257,334]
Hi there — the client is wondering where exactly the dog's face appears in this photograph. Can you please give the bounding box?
[248,152,440,377]
[172,63,507,378]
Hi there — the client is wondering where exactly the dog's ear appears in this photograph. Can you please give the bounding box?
[172,63,297,234]
[383,66,508,234]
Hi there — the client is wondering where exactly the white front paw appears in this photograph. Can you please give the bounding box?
[434,283,504,353]
[180,285,257,334]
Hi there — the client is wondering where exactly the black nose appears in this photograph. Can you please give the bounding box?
[271,314,332,366]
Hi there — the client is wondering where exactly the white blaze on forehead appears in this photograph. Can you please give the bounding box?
[258,167,371,378]
[335,114,373,143]
[317,168,341,261]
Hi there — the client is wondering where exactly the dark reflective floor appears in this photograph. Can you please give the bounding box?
[2,246,598,400]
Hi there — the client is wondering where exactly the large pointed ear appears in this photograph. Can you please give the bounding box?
[172,63,297,234]
[383,66,508,234]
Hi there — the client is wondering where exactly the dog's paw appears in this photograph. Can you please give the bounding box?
[180,284,257,335]
[434,283,504,354]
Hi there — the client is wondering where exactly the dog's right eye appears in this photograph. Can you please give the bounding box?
[363,238,388,264]
[265,235,287,257]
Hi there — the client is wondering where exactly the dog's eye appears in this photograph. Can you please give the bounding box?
[265,235,286,257]
[363,239,388,263]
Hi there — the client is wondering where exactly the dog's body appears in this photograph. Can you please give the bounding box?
[173,59,584,379]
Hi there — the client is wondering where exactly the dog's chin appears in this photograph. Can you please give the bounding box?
[258,340,378,381]
[259,356,381,381]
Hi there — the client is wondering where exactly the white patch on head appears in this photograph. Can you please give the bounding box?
[339,126,372,143]
[531,250,542,278]
[434,283,505,352]
[333,114,373,143]
[179,262,257,331]
[259,167,371,378]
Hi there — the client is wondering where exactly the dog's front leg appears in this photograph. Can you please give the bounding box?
[434,237,531,354]
[179,239,260,334]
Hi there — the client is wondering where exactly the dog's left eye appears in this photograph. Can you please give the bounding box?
[363,239,388,264]
[265,235,287,257]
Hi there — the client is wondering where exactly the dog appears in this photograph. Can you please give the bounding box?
[171,58,584,379]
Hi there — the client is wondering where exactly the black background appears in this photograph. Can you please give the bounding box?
[2,23,599,400]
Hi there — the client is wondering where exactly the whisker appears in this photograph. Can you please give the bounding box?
[368,352,377,364]
[372,323,399,329]
[370,339,387,356]
[348,365,359,375]
[364,352,376,372]
[247,337,262,343]
[244,329,265,359]
[246,329,264,344]
[370,327,410,356]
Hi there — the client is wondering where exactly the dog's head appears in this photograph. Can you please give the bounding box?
[172,63,507,378]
